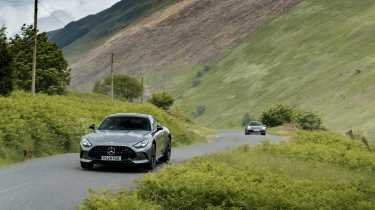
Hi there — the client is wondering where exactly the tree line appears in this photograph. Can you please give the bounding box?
[0,25,70,96]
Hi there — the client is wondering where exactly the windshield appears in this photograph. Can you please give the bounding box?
[249,121,263,126]
[98,116,151,131]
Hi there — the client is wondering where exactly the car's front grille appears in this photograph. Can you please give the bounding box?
[88,146,137,159]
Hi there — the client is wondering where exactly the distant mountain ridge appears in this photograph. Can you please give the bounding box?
[48,0,177,61]
[66,0,299,91]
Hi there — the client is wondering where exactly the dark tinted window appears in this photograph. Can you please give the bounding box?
[98,117,151,131]
[249,121,263,126]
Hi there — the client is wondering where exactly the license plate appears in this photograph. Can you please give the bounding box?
[254,129,260,132]
[101,156,122,161]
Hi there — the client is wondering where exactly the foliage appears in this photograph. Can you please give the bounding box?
[80,131,375,210]
[77,190,160,210]
[260,131,375,170]
[260,104,296,127]
[192,65,210,87]
[10,25,70,95]
[192,105,206,118]
[93,74,143,101]
[241,112,255,127]
[295,111,322,130]
[148,92,174,110]
[0,27,14,96]
[0,91,202,165]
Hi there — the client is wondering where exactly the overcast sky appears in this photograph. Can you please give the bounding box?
[0,0,121,34]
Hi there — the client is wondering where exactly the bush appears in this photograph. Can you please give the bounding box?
[0,91,201,164]
[260,131,375,170]
[192,65,210,87]
[296,112,322,130]
[192,105,206,118]
[93,74,143,101]
[261,104,296,127]
[148,92,174,110]
[80,136,375,210]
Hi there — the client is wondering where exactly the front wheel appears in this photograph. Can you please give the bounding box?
[261,132,266,136]
[81,162,94,170]
[146,143,157,171]
[160,139,171,163]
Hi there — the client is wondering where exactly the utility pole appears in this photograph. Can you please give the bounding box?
[110,52,114,102]
[31,0,38,96]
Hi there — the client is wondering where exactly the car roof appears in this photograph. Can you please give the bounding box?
[106,113,153,119]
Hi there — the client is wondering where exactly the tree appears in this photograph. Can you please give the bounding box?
[0,27,14,96]
[93,74,143,101]
[148,92,174,110]
[260,104,296,127]
[10,25,70,95]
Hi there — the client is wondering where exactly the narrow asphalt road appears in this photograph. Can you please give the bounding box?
[0,130,283,210]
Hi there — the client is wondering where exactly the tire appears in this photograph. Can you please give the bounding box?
[160,139,171,163]
[81,162,94,170]
[261,132,266,136]
[146,143,157,171]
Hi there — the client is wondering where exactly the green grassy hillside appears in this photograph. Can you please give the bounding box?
[78,131,375,210]
[157,0,375,141]
[0,92,205,166]
[48,0,176,62]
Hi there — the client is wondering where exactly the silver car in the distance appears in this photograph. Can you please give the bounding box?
[245,121,267,136]
[80,113,172,171]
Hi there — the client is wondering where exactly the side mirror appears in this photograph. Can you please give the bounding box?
[89,124,96,130]
[156,125,163,131]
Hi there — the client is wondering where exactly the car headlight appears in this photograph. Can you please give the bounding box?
[133,139,150,149]
[262,126,267,130]
[81,138,92,148]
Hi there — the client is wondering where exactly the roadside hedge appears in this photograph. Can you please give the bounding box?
[78,131,375,210]
[260,131,375,170]
[0,91,204,164]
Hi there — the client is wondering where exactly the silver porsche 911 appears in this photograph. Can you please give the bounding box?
[79,113,171,171]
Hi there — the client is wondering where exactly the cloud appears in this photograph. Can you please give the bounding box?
[0,0,121,34]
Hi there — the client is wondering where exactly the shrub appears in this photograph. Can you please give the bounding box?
[295,112,322,130]
[192,105,206,118]
[93,74,143,101]
[192,65,210,87]
[148,92,174,110]
[260,104,296,127]
[259,131,375,170]
[80,140,375,210]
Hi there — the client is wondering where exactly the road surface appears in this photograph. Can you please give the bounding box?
[0,130,283,210]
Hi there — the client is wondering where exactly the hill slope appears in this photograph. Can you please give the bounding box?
[48,0,177,62]
[170,0,375,141]
[69,0,300,91]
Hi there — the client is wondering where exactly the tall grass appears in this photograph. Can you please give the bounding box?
[0,91,204,165]
[78,131,375,210]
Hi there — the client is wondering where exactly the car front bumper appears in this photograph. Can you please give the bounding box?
[80,145,152,165]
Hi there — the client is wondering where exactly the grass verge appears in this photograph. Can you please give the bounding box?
[0,91,207,166]
[78,131,375,210]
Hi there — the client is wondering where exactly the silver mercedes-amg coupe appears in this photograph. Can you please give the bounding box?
[79,113,171,171]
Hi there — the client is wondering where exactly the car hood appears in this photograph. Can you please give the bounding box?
[84,130,151,146]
